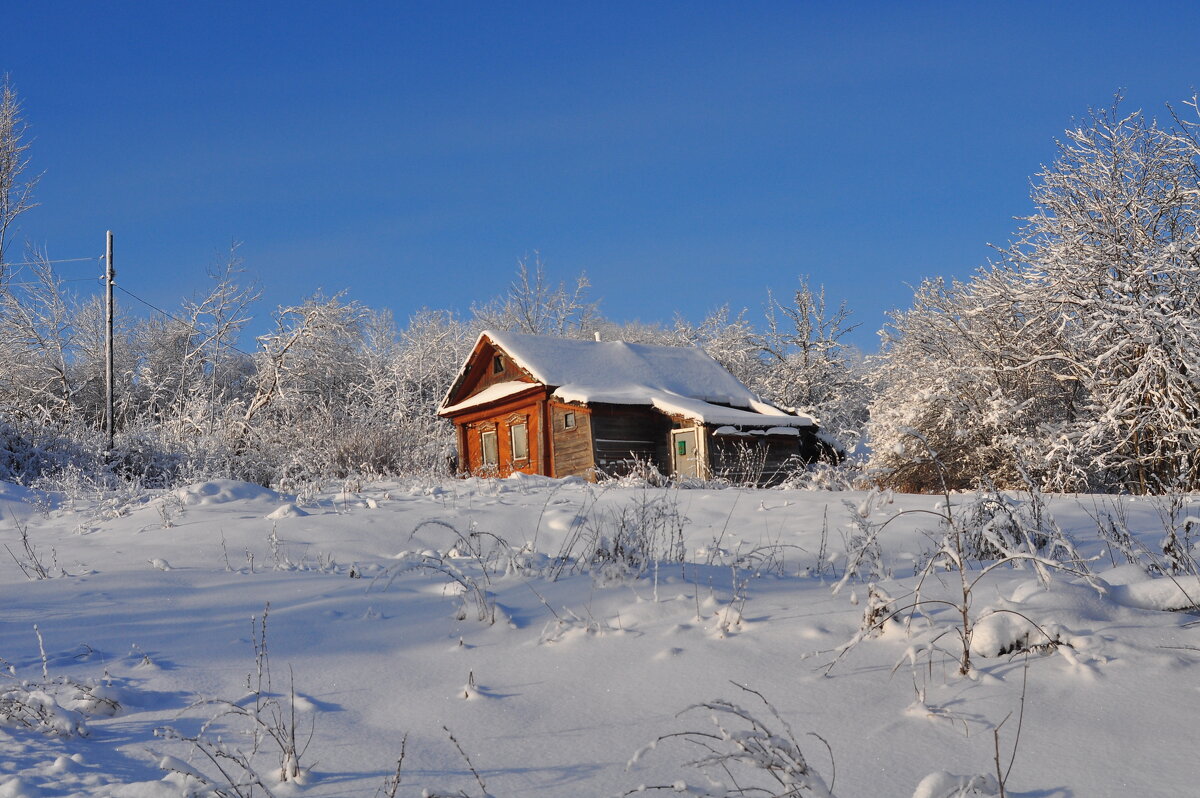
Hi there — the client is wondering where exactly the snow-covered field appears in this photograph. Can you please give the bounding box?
[1,475,1197,797]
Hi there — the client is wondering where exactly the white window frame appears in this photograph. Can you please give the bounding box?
[510,422,529,460]
[480,429,499,466]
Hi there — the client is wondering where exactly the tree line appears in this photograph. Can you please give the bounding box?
[4,76,1200,494]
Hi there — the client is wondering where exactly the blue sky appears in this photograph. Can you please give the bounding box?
[4,1,1199,350]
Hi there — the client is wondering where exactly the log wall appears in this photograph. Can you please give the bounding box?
[549,403,594,478]
[589,405,669,478]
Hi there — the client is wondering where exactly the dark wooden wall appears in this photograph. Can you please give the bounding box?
[588,405,669,478]
[708,433,802,486]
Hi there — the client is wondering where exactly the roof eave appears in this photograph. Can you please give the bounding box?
[439,382,546,419]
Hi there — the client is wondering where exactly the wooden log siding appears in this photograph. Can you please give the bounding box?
[550,403,594,479]
[454,394,546,477]
[588,405,668,477]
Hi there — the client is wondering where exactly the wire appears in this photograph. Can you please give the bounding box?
[1,253,105,284]
[1,277,103,287]
[3,253,258,359]
[115,284,256,358]
[0,255,102,268]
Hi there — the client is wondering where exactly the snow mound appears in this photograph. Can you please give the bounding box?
[1107,577,1200,612]
[912,772,1000,798]
[970,611,1054,658]
[0,480,38,504]
[0,480,41,523]
[175,480,281,506]
[0,777,39,798]
[267,503,309,519]
[1086,566,1200,612]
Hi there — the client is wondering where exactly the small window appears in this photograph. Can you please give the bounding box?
[492,355,504,374]
[510,422,529,460]
[563,411,576,430]
[480,430,498,466]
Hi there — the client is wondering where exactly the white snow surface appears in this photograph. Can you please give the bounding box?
[1,477,1198,796]
[449,330,815,426]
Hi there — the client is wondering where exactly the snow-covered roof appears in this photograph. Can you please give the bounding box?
[438,380,542,415]
[442,330,814,428]
[713,425,802,437]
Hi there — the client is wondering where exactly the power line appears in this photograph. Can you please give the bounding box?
[4,248,259,359]
[0,255,102,268]
[1,253,105,285]
[115,284,257,358]
[2,277,103,287]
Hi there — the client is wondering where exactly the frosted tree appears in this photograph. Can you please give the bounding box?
[0,251,83,423]
[130,248,258,437]
[1005,100,1200,491]
[671,305,764,388]
[0,75,40,274]
[868,272,1068,491]
[758,277,870,453]
[671,282,871,456]
[471,254,599,337]
[232,293,367,481]
[871,97,1200,493]
[326,308,472,477]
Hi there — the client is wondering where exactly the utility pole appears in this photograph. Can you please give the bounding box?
[105,231,115,452]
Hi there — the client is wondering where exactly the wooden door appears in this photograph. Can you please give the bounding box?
[671,428,699,478]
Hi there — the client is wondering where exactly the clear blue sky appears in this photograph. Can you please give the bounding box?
[5,1,1199,350]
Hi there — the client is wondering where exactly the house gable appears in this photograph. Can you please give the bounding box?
[441,335,540,411]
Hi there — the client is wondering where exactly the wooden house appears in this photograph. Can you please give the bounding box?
[438,330,831,483]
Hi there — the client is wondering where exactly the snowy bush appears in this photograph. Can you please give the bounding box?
[0,630,121,739]
[871,98,1200,494]
[627,684,835,798]
[553,488,688,579]
[156,605,313,792]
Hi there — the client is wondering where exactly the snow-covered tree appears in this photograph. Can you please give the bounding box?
[871,98,1200,493]
[757,278,870,453]
[669,280,871,456]
[128,249,258,437]
[471,254,599,338]
[0,251,85,424]
[0,75,40,272]
[868,272,1065,491]
[671,305,763,388]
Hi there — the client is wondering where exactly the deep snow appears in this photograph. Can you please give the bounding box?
[1,475,1197,796]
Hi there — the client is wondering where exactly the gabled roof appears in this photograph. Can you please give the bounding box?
[440,330,815,428]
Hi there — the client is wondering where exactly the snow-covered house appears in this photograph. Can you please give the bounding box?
[438,330,829,483]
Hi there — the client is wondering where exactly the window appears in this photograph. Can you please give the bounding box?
[564,411,576,430]
[480,430,498,466]
[492,354,504,374]
[510,422,528,460]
